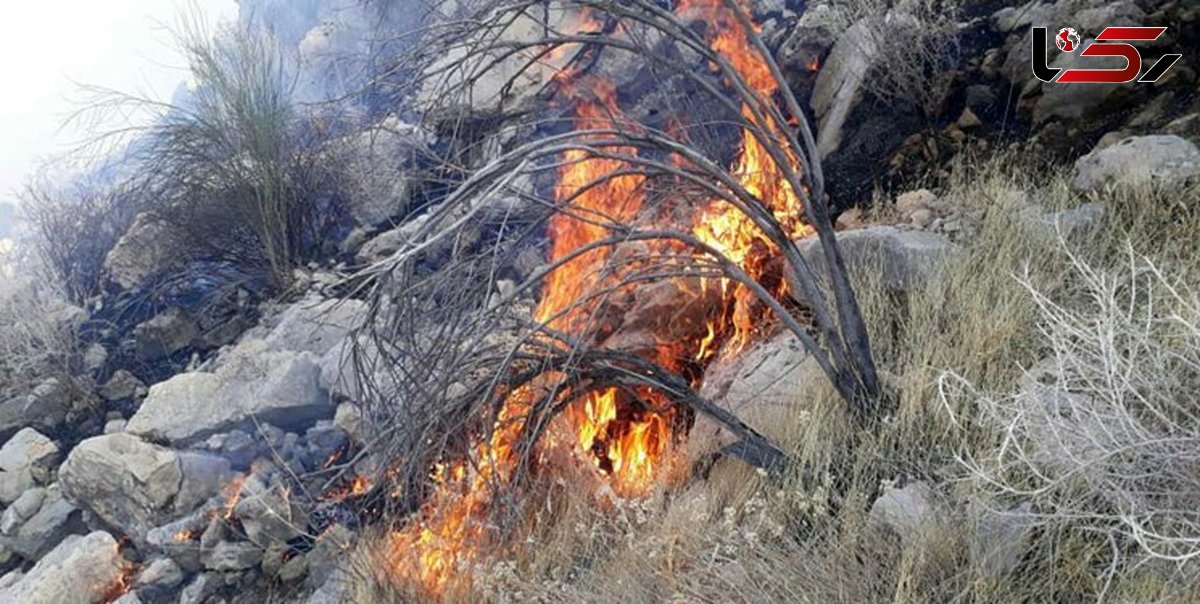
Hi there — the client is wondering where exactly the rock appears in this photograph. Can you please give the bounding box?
[99,370,145,402]
[692,330,824,462]
[262,295,367,356]
[957,107,982,129]
[204,430,257,470]
[787,227,955,304]
[135,557,184,594]
[307,524,354,588]
[0,428,59,503]
[333,403,364,445]
[104,212,185,289]
[104,419,127,434]
[869,481,942,546]
[83,343,108,374]
[58,433,182,537]
[202,541,263,572]
[1016,358,1116,478]
[1163,113,1200,143]
[126,344,331,446]
[306,567,349,604]
[910,208,934,228]
[232,473,308,547]
[1035,202,1106,237]
[331,117,430,227]
[132,307,199,361]
[174,452,233,515]
[1072,135,1200,192]
[993,2,1054,33]
[15,377,72,434]
[0,531,127,604]
[895,189,937,216]
[0,570,21,590]
[0,485,84,559]
[4,487,47,528]
[178,573,219,604]
[112,592,142,604]
[811,18,878,158]
[777,3,839,76]
[969,501,1033,579]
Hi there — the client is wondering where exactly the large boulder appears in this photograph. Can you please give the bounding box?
[0,531,127,604]
[691,330,824,461]
[58,434,230,538]
[58,433,180,537]
[329,117,431,227]
[0,427,59,504]
[126,343,331,446]
[787,227,955,304]
[1072,135,1200,192]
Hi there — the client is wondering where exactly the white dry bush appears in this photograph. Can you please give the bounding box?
[946,243,1200,577]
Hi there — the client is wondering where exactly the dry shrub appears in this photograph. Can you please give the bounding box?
[829,0,963,119]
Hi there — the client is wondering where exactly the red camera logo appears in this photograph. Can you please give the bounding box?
[1032,26,1182,84]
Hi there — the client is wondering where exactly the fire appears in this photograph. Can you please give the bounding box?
[685,0,813,355]
[173,529,198,543]
[386,0,812,597]
[222,475,246,520]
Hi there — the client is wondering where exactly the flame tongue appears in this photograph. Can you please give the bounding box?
[388,1,812,595]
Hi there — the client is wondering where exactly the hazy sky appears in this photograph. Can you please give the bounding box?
[0,0,239,211]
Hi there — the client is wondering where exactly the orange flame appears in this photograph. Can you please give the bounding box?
[386,1,812,597]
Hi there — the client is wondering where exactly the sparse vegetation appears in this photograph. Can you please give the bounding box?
[344,154,1200,602]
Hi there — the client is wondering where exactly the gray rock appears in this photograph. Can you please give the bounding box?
[692,330,823,462]
[178,573,219,604]
[333,403,364,445]
[99,370,145,402]
[6,487,47,526]
[330,117,429,227]
[0,531,126,604]
[126,343,331,446]
[1035,202,1106,237]
[175,452,233,516]
[58,433,182,538]
[869,481,942,546]
[261,295,366,356]
[1,485,84,559]
[202,541,263,572]
[83,343,108,374]
[1072,135,1200,192]
[104,419,128,434]
[0,428,59,504]
[104,212,185,289]
[811,17,878,158]
[787,227,955,303]
[113,592,142,604]
[233,473,308,547]
[204,430,257,470]
[306,567,349,604]
[969,502,1033,579]
[133,308,199,361]
[306,524,354,589]
[135,557,184,593]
